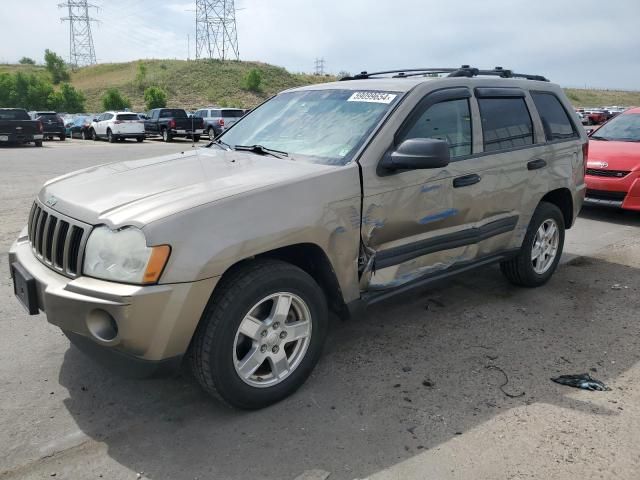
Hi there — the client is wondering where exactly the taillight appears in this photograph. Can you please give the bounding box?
[168,119,176,129]
[37,121,43,133]
[582,142,589,176]
[218,118,225,126]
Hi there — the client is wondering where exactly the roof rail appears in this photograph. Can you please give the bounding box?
[340,65,549,82]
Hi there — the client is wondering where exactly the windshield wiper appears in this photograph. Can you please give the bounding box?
[590,135,609,141]
[206,138,232,150]
[234,144,288,159]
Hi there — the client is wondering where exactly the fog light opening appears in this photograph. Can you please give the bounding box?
[87,309,118,342]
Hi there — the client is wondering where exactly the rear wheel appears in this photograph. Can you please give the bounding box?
[81,130,87,140]
[107,129,115,143]
[34,140,43,147]
[59,134,66,141]
[136,136,144,143]
[500,202,565,287]
[193,135,200,142]
[91,129,97,141]
[208,127,215,139]
[190,259,328,409]
[162,128,172,142]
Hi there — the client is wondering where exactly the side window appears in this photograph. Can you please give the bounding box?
[531,92,578,141]
[97,114,105,122]
[151,110,159,120]
[400,99,472,158]
[478,98,533,152]
[103,113,113,121]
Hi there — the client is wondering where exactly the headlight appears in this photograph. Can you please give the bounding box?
[83,226,170,284]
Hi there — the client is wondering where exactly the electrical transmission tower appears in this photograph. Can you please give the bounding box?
[314,57,326,76]
[195,0,240,61]
[59,1,98,68]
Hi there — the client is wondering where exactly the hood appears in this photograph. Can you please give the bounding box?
[588,139,640,171]
[38,148,335,228]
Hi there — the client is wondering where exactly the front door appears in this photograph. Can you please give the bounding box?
[359,87,523,292]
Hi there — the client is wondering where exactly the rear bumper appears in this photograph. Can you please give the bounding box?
[9,230,217,375]
[43,127,65,136]
[585,171,640,211]
[171,129,204,136]
[0,133,43,143]
[113,132,145,138]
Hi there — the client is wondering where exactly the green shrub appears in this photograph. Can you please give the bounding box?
[143,86,167,110]
[244,68,262,92]
[44,49,69,84]
[19,57,36,65]
[101,87,131,111]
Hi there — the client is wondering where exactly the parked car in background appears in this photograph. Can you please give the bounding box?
[193,107,245,138]
[90,112,145,143]
[585,106,640,211]
[29,111,66,141]
[584,109,608,125]
[144,108,204,142]
[575,111,589,125]
[69,115,93,140]
[9,66,587,409]
[0,108,44,147]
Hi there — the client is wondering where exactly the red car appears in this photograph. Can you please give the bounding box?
[585,107,640,211]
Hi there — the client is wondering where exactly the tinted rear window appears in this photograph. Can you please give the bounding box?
[159,109,187,118]
[116,114,140,121]
[38,113,58,119]
[221,110,244,118]
[0,110,30,120]
[531,92,577,141]
[478,98,533,152]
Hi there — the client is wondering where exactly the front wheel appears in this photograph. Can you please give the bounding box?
[500,202,565,287]
[193,135,200,142]
[190,259,328,409]
[136,136,144,143]
[91,129,97,141]
[59,134,66,141]
[81,130,87,140]
[34,140,43,147]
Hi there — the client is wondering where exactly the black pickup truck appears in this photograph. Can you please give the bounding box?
[144,108,204,142]
[0,108,44,147]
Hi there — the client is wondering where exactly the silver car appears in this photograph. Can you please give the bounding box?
[194,107,245,138]
[10,66,587,409]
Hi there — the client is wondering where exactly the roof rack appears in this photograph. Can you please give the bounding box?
[340,65,549,82]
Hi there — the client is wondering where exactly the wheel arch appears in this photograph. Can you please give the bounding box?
[541,188,574,229]
[212,243,349,319]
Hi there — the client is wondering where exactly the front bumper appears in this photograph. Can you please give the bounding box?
[9,231,217,376]
[585,171,640,211]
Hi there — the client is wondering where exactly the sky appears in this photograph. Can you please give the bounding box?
[1,0,639,90]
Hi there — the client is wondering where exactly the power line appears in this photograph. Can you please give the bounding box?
[314,57,326,76]
[59,0,98,68]
[195,0,240,61]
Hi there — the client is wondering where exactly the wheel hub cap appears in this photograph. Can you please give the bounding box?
[531,218,559,274]
[233,292,312,388]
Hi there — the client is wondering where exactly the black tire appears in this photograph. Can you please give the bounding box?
[34,140,43,147]
[107,129,115,143]
[162,128,172,142]
[190,259,328,409]
[81,130,87,140]
[136,136,144,143]
[500,202,565,287]
[208,127,215,139]
[91,129,98,141]
[193,135,200,142]
[59,134,66,141]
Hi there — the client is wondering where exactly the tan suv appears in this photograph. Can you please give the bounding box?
[10,66,587,409]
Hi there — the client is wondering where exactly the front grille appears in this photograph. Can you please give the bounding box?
[586,168,630,178]
[585,189,627,201]
[27,202,91,278]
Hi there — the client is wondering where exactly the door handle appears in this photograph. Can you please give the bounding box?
[453,174,481,188]
[527,159,547,170]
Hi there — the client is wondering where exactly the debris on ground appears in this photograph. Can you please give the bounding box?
[551,373,610,391]
[485,365,525,398]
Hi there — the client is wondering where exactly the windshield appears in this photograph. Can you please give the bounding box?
[218,89,400,165]
[592,113,640,141]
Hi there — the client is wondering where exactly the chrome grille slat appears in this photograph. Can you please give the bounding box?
[26,201,91,278]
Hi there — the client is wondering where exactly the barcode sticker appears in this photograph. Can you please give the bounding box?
[347,92,397,104]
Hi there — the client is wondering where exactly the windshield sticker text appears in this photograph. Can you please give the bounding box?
[347,92,397,104]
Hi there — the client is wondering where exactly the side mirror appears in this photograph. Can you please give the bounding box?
[92,118,98,122]
[381,138,451,172]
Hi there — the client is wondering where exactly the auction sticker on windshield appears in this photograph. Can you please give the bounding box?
[347,92,397,104]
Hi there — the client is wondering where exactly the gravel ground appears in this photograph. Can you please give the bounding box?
[1,140,639,480]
